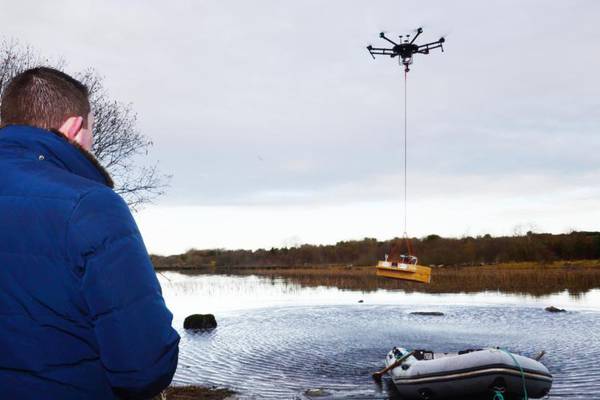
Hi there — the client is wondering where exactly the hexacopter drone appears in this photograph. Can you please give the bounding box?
[366,27,445,72]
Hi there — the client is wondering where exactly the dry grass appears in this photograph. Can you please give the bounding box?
[222,260,600,296]
[153,386,235,400]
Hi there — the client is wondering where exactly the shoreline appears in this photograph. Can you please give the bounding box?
[155,260,600,296]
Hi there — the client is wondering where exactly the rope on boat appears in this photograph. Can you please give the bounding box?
[500,348,529,400]
[492,391,505,400]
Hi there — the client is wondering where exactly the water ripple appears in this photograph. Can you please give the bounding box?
[163,275,600,399]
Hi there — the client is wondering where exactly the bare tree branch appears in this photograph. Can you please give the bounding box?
[0,39,170,210]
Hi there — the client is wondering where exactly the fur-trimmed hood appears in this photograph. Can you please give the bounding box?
[0,124,114,188]
[48,128,114,188]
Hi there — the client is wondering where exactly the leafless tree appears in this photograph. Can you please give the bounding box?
[78,69,170,210]
[0,39,170,210]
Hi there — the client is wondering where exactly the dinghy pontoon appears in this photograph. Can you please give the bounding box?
[384,347,552,399]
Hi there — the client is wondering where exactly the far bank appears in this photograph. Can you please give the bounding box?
[153,259,600,297]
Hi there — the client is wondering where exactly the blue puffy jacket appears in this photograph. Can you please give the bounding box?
[0,125,180,399]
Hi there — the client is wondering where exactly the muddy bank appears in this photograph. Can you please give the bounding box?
[154,386,236,400]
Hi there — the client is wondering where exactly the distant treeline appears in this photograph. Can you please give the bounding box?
[151,231,600,270]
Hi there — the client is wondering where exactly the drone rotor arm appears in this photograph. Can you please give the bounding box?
[379,32,399,46]
[368,47,397,57]
[418,39,445,49]
[417,44,442,53]
[417,40,444,55]
[430,44,443,51]
[409,27,423,44]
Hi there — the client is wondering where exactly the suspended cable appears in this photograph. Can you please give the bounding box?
[403,70,408,239]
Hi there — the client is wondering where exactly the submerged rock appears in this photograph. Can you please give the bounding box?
[184,314,217,330]
[410,311,445,316]
[545,306,566,313]
[304,388,330,397]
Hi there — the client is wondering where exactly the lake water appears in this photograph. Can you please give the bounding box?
[158,272,600,399]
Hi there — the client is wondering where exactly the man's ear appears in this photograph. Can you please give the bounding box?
[58,116,84,141]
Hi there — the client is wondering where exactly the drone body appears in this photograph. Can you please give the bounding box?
[367,27,445,72]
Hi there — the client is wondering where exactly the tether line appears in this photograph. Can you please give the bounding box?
[403,70,408,239]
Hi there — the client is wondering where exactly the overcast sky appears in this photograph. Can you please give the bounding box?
[3,0,600,254]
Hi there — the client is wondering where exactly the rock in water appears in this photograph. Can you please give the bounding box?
[184,314,217,330]
[410,311,445,316]
[305,388,330,397]
[545,306,566,313]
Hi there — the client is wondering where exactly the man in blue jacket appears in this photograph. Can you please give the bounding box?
[0,67,180,399]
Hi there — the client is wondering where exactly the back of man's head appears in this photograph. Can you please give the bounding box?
[0,67,90,131]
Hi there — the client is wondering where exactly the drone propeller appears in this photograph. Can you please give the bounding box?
[408,27,424,44]
[366,45,376,59]
[437,28,452,41]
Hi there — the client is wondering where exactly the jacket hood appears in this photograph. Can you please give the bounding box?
[0,124,114,188]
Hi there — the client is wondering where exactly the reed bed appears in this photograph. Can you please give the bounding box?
[221,260,600,296]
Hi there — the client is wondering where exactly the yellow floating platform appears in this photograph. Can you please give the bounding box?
[375,261,431,284]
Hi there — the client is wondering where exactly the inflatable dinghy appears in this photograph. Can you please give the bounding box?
[384,347,552,399]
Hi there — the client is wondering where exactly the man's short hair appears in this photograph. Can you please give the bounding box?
[0,67,90,130]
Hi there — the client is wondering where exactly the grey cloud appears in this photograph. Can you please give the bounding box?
[3,0,600,209]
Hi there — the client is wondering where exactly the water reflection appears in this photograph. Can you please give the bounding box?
[160,273,600,399]
[159,273,600,323]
